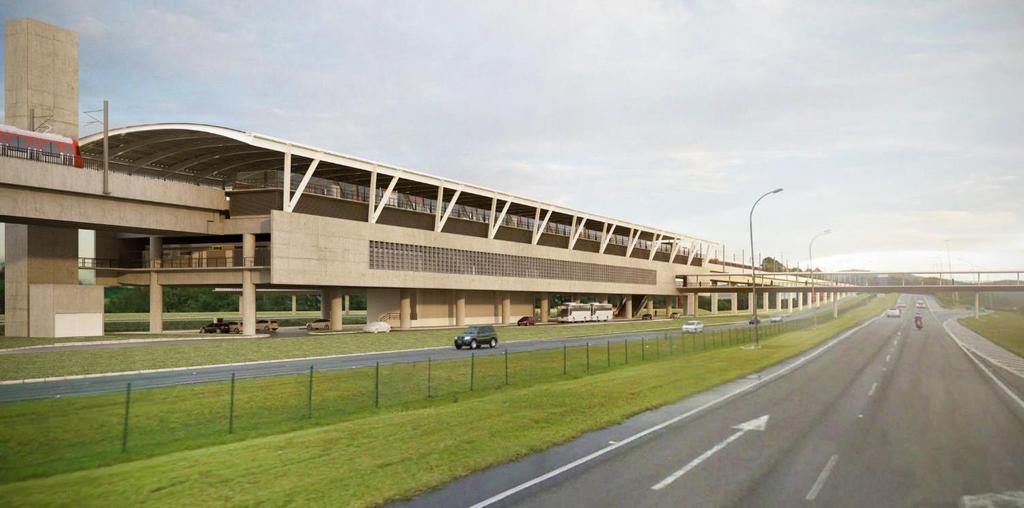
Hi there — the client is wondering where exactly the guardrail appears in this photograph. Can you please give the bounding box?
[79,253,270,270]
[1,143,77,167]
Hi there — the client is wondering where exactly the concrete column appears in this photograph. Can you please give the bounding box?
[761,292,768,311]
[975,292,981,319]
[788,293,795,313]
[799,291,805,310]
[539,293,549,323]
[241,233,256,336]
[832,296,839,319]
[400,288,412,330]
[344,294,350,316]
[501,292,512,324]
[149,236,164,333]
[291,294,297,316]
[646,297,654,317]
[149,272,163,333]
[731,293,738,313]
[329,287,343,331]
[711,293,719,314]
[456,290,467,326]
[237,295,243,313]
[686,294,696,316]
[665,298,673,318]
[320,288,330,319]
[624,296,633,320]
[598,294,609,304]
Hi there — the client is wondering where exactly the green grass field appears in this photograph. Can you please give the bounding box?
[0,294,890,506]
[0,309,807,381]
[958,310,1024,359]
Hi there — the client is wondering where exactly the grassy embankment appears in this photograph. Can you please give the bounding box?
[0,309,800,381]
[958,311,1024,359]
[0,294,892,506]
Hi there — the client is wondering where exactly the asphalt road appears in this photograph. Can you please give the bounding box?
[399,295,1024,508]
[0,309,815,402]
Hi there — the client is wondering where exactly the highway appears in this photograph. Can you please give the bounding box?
[0,310,816,402]
[399,296,1024,508]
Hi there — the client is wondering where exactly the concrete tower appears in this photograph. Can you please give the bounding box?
[4,18,79,137]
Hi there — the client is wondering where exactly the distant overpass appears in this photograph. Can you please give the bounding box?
[677,270,1024,294]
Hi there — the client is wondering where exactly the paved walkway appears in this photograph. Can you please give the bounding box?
[945,318,1024,379]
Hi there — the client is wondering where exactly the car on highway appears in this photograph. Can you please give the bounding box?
[641,313,654,320]
[769,316,784,323]
[455,325,498,349]
[257,319,279,333]
[748,317,762,325]
[306,318,331,331]
[915,300,926,309]
[517,316,537,326]
[886,308,902,318]
[681,320,704,333]
[363,321,392,333]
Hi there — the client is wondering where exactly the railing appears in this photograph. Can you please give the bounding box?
[678,270,1024,290]
[1,143,77,167]
[231,171,688,258]
[79,251,271,270]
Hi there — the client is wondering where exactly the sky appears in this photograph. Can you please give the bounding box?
[1,0,1022,272]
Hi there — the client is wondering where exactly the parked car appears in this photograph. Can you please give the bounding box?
[641,313,654,320]
[257,319,279,333]
[455,325,497,349]
[681,320,704,333]
[748,317,762,325]
[225,322,242,334]
[769,316,784,323]
[306,318,331,331]
[363,321,392,333]
[885,308,901,318]
[517,316,537,326]
[669,312,682,319]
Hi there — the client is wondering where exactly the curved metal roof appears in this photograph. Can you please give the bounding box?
[80,123,717,247]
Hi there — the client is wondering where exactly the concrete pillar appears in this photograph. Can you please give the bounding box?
[329,287,343,331]
[646,297,654,317]
[711,293,719,314]
[598,294,609,304]
[832,296,838,319]
[799,291,805,310]
[624,296,633,320]
[455,290,467,326]
[686,294,696,316]
[291,294,297,316]
[665,298,673,318]
[344,294,350,316]
[975,292,981,319]
[148,237,164,333]
[237,295,243,313]
[501,292,512,324]
[731,293,738,313]
[761,292,768,311]
[400,288,412,330]
[320,288,330,319]
[539,293,549,323]
[788,293,795,313]
[241,233,256,336]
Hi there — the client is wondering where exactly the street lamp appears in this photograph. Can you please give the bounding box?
[809,228,831,328]
[749,187,783,348]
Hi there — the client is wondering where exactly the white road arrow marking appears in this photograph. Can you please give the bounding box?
[651,415,769,491]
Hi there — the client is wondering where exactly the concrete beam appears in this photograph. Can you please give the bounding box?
[532,209,552,245]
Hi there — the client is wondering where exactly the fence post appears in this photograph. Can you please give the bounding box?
[642,338,645,361]
[470,352,476,391]
[121,382,132,453]
[586,342,590,374]
[563,344,567,375]
[504,349,509,385]
[427,357,432,399]
[374,362,380,408]
[657,337,661,358]
[625,339,629,364]
[607,340,611,367]
[306,365,314,419]
[228,372,236,434]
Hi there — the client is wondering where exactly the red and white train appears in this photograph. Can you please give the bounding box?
[0,123,83,168]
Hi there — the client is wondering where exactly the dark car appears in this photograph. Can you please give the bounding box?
[749,317,762,325]
[641,313,654,320]
[517,316,536,326]
[455,325,498,349]
[200,321,229,334]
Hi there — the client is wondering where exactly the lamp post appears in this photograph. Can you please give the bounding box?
[809,228,831,328]
[749,188,783,348]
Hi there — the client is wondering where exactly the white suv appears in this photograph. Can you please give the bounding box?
[681,320,705,333]
[885,308,901,318]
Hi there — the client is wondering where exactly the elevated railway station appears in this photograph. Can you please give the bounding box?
[0,18,841,337]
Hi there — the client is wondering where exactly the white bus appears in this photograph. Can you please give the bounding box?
[556,302,614,323]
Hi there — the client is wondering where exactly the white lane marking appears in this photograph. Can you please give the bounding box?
[805,454,839,501]
[651,415,769,491]
[943,319,1024,411]
[467,315,882,508]
[868,382,878,396]
[885,354,891,362]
